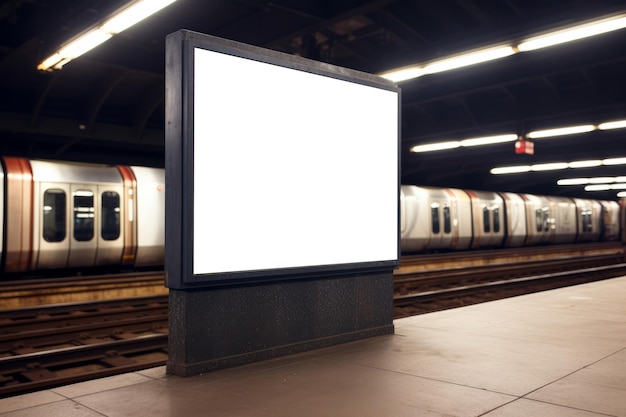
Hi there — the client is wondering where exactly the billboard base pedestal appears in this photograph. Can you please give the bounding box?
[166,270,394,376]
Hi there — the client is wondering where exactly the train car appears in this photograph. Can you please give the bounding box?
[400,184,622,255]
[0,157,164,274]
[1,157,623,274]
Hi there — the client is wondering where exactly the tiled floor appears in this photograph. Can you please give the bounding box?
[2,276,625,416]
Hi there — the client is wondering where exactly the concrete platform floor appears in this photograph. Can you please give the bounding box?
[2,276,625,416]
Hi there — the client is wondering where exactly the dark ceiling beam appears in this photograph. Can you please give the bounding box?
[133,81,164,141]
[31,71,60,127]
[82,69,127,135]
[265,0,398,52]
[0,111,163,146]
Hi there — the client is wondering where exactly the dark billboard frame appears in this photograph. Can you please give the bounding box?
[165,30,400,289]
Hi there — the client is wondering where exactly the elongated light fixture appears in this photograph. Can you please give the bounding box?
[492,157,626,175]
[380,13,626,83]
[517,14,626,51]
[410,133,518,153]
[38,0,178,71]
[527,124,595,139]
[598,119,626,130]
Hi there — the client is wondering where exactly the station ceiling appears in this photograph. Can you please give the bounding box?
[1,0,626,200]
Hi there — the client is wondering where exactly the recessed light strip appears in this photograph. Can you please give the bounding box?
[38,0,178,71]
[410,118,626,153]
[380,13,626,82]
[491,157,626,175]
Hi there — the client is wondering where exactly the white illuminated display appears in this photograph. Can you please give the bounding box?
[192,47,399,276]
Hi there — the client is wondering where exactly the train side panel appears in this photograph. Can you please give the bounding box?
[400,186,433,251]
[572,198,602,242]
[445,188,472,249]
[520,194,553,245]
[132,166,165,266]
[600,200,620,241]
[3,157,33,273]
[547,196,577,244]
[499,192,527,247]
[465,190,505,248]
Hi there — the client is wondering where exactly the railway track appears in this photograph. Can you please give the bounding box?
[1,242,624,397]
[394,242,626,317]
[0,296,168,398]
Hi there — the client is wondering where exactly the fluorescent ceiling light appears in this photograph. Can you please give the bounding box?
[460,134,518,147]
[380,66,425,82]
[598,119,626,130]
[589,177,617,184]
[611,183,626,189]
[410,141,460,153]
[380,14,626,83]
[495,157,626,175]
[527,124,595,139]
[531,162,569,171]
[558,176,626,185]
[568,160,602,168]
[490,166,531,175]
[557,178,590,185]
[38,0,178,71]
[422,46,515,75]
[585,184,612,191]
[517,14,626,52]
[618,191,626,197]
[603,157,626,165]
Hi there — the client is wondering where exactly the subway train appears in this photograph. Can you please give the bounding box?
[0,157,164,275]
[400,185,622,252]
[0,157,624,275]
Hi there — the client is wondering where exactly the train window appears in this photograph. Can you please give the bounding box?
[101,192,121,240]
[443,206,451,234]
[582,209,592,232]
[535,209,543,232]
[493,207,500,233]
[431,205,440,234]
[74,190,94,241]
[543,210,550,232]
[483,207,490,233]
[43,189,66,242]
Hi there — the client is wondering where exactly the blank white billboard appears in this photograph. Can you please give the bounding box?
[166,31,399,287]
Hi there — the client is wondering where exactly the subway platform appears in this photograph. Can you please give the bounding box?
[2,276,625,417]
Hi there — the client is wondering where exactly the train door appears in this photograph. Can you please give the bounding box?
[573,198,602,242]
[599,200,620,241]
[500,192,526,247]
[466,191,505,248]
[68,184,98,267]
[94,185,125,265]
[33,182,70,269]
[521,194,552,245]
[446,188,472,249]
[548,197,576,243]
